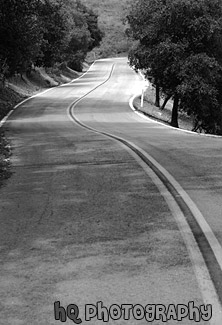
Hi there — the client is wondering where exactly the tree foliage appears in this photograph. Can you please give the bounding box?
[126,0,222,134]
[0,0,103,75]
[36,0,70,67]
[61,0,103,70]
[0,0,42,75]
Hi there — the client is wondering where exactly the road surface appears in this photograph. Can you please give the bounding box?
[0,58,221,324]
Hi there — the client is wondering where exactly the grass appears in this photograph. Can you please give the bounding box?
[81,0,134,58]
[133,88,196,132]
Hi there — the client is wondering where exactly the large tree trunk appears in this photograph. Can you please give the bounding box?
[160,94,171,110]
[171,95,179,128]
[155,82,160,107]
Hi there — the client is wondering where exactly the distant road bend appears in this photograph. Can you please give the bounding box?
[0,57,222,324]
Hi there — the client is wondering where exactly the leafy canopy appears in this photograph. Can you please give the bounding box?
[126,0,222,133]
[0,0,103,74]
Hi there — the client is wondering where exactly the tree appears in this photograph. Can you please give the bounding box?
[0,0,43,75]
[126,0,222,133]
[75,0,103,51]
[127,0,166,107]
[50,0,103,71]
[36,0,70,67]
[178,53,222,134]
[0,0,103,75]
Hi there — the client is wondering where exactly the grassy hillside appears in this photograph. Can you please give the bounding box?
[81,0,133,58]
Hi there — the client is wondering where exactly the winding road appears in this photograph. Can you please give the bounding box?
[0,57,222,324]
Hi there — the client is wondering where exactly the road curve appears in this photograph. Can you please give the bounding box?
[0,57,221,324]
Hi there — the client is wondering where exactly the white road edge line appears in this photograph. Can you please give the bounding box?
[129,95,222,271]
[2,56,221,320]
[124,146,222,325]
[0,61,97,129]
[133,71,222,138]
[71,112,222,324]
[67,59,222,323]
[129,93,222,137]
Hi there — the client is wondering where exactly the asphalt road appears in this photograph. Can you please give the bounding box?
[0,58,221,324]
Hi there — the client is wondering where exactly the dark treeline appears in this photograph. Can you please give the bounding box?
[126,0,222,135]
[0,0,103,78]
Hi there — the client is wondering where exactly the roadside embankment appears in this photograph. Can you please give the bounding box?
[0,63,83,184]
[133,86,196,132]
[0,64,81,121]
